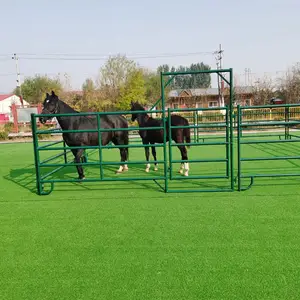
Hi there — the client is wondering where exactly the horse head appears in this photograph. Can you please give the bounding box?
[39,91,59,124]
[130,101,146,122]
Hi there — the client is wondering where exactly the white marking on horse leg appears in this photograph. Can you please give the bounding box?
[123,164,128,171]
[116,165,123,173]
[145,163,150,173]
[179,163,184,174]
[184,162,189,177]
[154,164,158,171]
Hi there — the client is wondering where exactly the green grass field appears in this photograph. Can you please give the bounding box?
[1,134,300,299]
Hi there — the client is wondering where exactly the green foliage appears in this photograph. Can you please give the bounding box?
[97,54,138,106]
[117,69,146,110]
[143,69,171,106]
[15,75,63,104]
[0,131,8,140]
[157,62,211,89]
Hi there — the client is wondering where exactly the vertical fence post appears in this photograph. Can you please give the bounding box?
[168,108,173,180]
[237,105,242,191]
[229,69,234,190]
[96,114,104,180]
[285,106,289,140]
[225,105,230,178]
[161,72,168,193]
[31,113,42,195]
[193,110,197,143]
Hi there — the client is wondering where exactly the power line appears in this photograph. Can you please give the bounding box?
[1,51,215,61]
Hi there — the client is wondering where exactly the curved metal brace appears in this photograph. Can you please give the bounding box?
[240,176,254,191]
[39,182,54,195]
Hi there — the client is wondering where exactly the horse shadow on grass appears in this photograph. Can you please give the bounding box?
[3,163,164,195]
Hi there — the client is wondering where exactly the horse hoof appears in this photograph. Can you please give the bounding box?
[78,176,86,183]
[154,167,158,171]
[145,169,150,173]
[179,170,184,174]
[184,172,189,177]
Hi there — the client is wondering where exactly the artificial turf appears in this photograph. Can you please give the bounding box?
[1,137,300,299]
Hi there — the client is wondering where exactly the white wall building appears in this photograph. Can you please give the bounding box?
[0,94,29,121]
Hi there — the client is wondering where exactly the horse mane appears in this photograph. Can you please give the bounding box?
[132,102,146,112]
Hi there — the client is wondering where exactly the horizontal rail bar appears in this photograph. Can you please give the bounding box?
[167,188,234,193]
[169,106,228,112]
[32,109,165,118]
[240,139,300,145]
[162,68,232,76]
[171,158,227,163]
[36,126,164,134]
[171,175,229,180]
[41,177,166,183]
[171,141,228,146]
[240,121,300,126]
[240,103,300,109]
[38,143,165,151]
[241,156,300,161]
[240,173,300,178]
[40,160,166,167]
[170,124,227,129]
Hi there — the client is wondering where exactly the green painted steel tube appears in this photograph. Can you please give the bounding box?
[241,103,300,109]
[38,143,165,151]
[31,114,43,195]
[34,109,165,118]
[169,106,227,112]
[241,156,300,161]
[172,158,227,163]
[171,175,228,180]
[162,68,232,76]
[168,108,173,180]
[193,111,197,143]
[36,125,164,134]
[96,114,104,180]
[41,176,166,183]
[40,160,166,167]
[229,68,234,190]
[161,72,168,192]
[237,105,242,191]
[63,141,68,163]
[225,106,230,177]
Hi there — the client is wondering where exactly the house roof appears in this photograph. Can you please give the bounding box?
[0,94,14,101]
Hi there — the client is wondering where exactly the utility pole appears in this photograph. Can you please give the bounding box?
[12,53,23,106]
[214,44,224,106]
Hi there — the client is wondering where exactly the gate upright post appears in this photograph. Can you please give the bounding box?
[161,72,168,192]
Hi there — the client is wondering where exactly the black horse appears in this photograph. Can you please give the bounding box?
[39,91,129,180]
[130,101,191,176]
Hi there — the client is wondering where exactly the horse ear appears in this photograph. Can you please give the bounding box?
[46,92,49,97]
[51,91,56,97]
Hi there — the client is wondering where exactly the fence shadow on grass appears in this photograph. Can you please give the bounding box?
[3,163,163,195]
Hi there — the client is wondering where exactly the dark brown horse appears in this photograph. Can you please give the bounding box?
[39,91,129,180]
[130,101,191,176]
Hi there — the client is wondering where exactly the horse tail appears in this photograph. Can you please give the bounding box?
[183,118,191,148]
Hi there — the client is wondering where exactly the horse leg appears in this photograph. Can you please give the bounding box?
[71,148,85,180]
[112,136,128,174]
[151,144,158,171]
[178,145,189,176]
[143,140,151,172]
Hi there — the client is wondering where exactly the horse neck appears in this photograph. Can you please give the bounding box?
[56,100,79,129]
[136,113,149,127]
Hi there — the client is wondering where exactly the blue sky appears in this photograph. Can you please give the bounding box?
[0,0,299,93]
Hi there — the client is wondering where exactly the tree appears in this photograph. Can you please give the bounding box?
[143,68,171,105]
[156,62,211,89]
[97,54,138,107]
[15,75,63,104]
[117,69,146,110]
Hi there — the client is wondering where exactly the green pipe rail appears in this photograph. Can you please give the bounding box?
[236,103,300,191]
[31,67,236,195]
